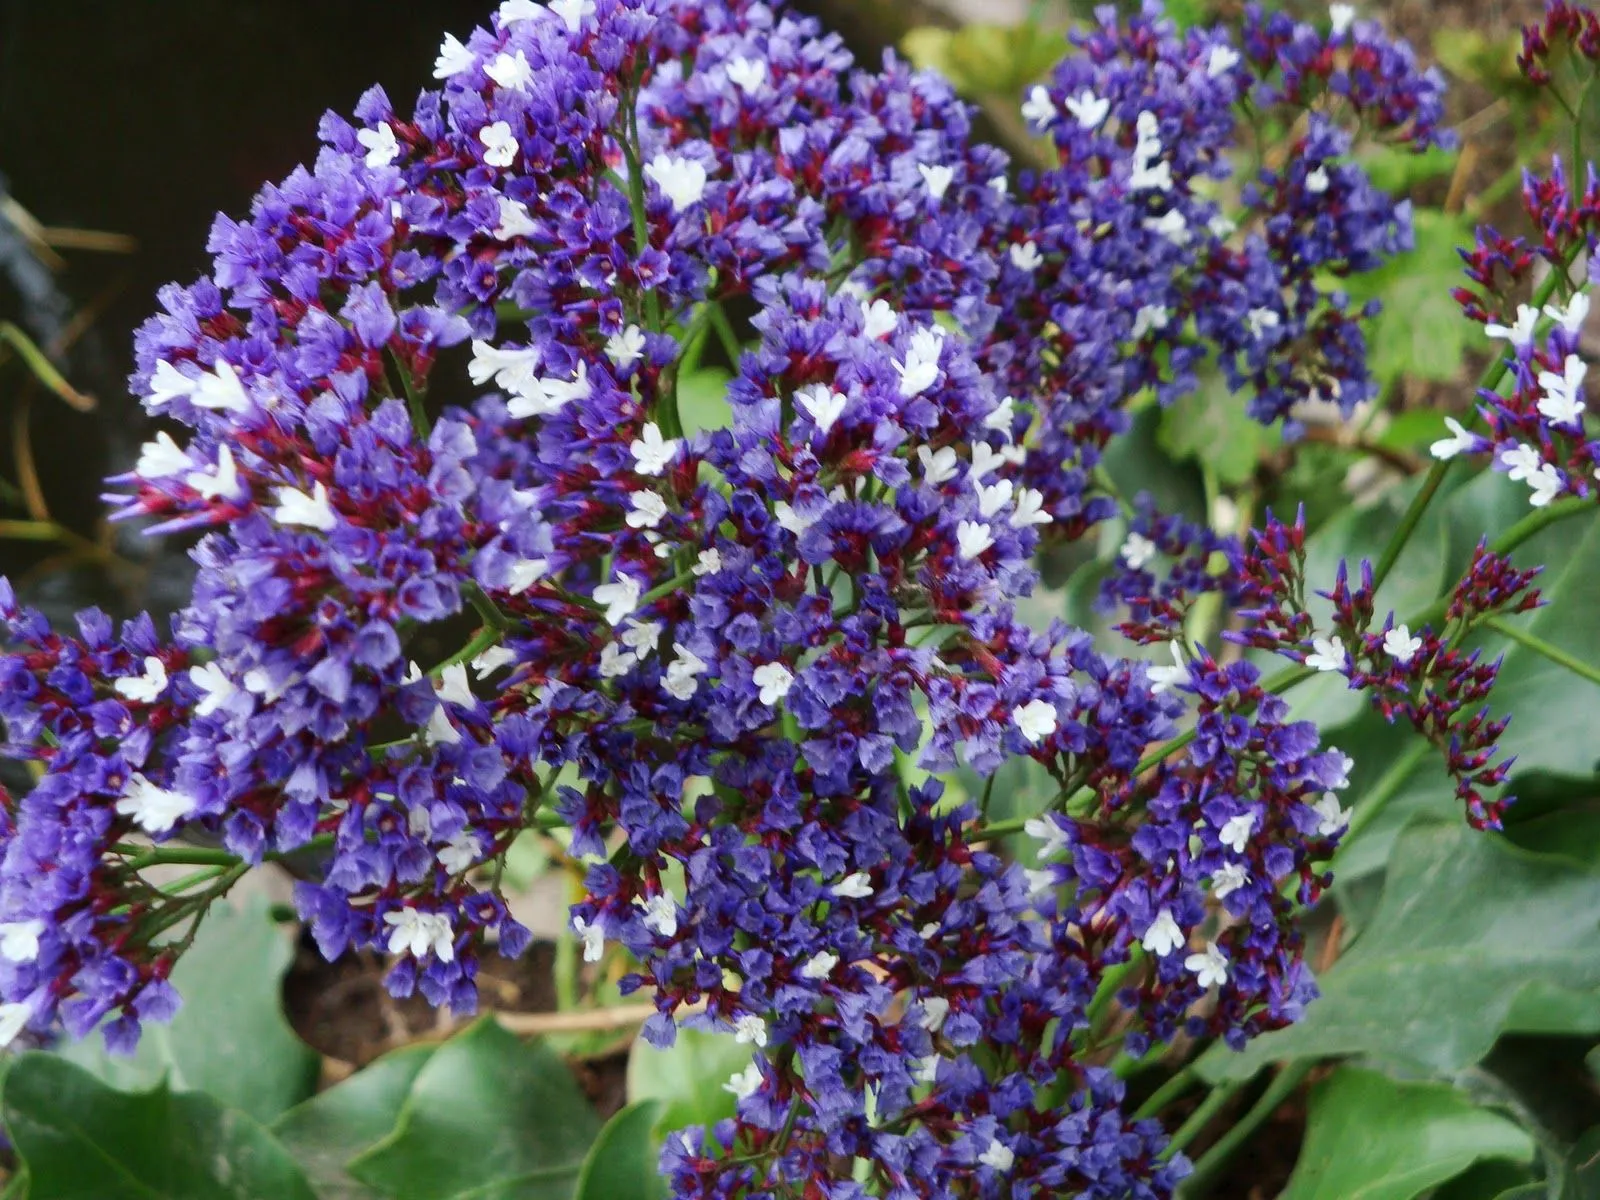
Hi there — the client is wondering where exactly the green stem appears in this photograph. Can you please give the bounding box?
[1085,952,1143,1037]
[618,93,663,333]
[463,580,511,633]
[1485,614,1600,688]
[1178,1062,1314,1196]
[117,844,239,871]
[1161,1076,1249,1158]
[639,567,697,608]
[1134,1064,1200,1120]
[1331,738,1431,856]
[429,626,501,678]
[0,321,93,411]
[708,301,742,366]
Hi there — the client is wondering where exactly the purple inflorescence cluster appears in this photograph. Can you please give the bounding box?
[0,0,1458,1193]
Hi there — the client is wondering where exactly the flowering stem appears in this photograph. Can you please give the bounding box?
[1484,614,1600,688]
[618,93,662,334]
[430,625,500,677]
[639,567,698,608]
[1160,1075,1248,1158]
[1177,1061,1314,1196]
[116,844,239,871]
[1133,1063,1199,1120]
[463,580,511,633]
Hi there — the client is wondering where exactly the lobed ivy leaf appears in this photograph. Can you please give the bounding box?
[2,1053,316,1200]
[1281,1066,1534,1200]
[59,898,318,1124]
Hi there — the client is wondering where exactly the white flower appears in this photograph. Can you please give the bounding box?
[1209,214,1238,238]
[485,49,533,91]
[1537,354,1588,428]
[663,643,708,700]
[468,340,542,391]
[1502,442,1545,484]
[692,548,722,577]
[724,1062,764,1099]
[774,501,815,535]
[0,1001,32,1048]
[183,360,251,413]
[641,893,678,938]
[1330,4,1357,36]
[800,950,838,980]
[116,773,197,834]
[984,395,1016,436]
[572,914,605,963]
[911,1055,940,1083]
[425,704,461,746]
[1305,166,1331,194]
[1024,815,1070,858]
[1020,85,1056,130]
[1325,748,1354,790]
[956,520,995,561]
[1148,641,1190,695]
[471,646,517,679]
[644,154,709,212]
[1024,867,1056,897]
[507,557,548,595]
[1184,941,1229,988]
[1313,792,1349,837]
[384,908,455,962]
[917,995,950,1031]
[549,0,596,32]
[0,921,43,964]
[918,162,955,201]
[619,621,662,657]
[356,123,401,167]
[607,325,647,371]
[1211,862,1249,899]
[1120,532,1157,569]
[626,490,669,529]
[272,480,338,532]
[1129,157,1172,192]
[1131,305,1169,338]
[1008,241,1043,271]
[725,55,767,93]
[135,431,191,479]
[599,642,639,678]
[186,445,243,502]
[1012,699,1058,745]
[979,1140,1015,1172]
[1218,812,1255,854]
[1064,89,1109,129]
[1545,291,1591,335]
[479,122,518,168]
[593,574,642,625]
[1306,635,1346,673]
[1486,303,1539,347]
[860,299,898,339]
[188,661,240,718]
[435,663,474,708]
[627,423,680,477]
[752,662,794,706]
[497,0,541,23]
[916,445,960,484]
[1246,307,1281,340]
[1144,209,1189,245]
[894,326,945,397]
[976,478,1013,519]
[438,830,482,874]
[492,197,538,240]
[988,176,1009,195]
[1207,45,1241,77]
[1141,907,1184,956]
[1383,623,1422,663]
[1010,488,1052,528]
[1530,462,1566,507]
[505,361,590,419]
[1430,416,1479,461]
[733,1014,768,1047]
[114,656,168,704]
[147,359,197,409]
[831,871,875,899]
[433,32,477,78]
[797,384,848,434]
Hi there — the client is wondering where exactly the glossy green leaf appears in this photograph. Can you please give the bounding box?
[3,1053,316,1200]
[60,898,318,1123]
[626,1027,754,1135]
[575,1101,667,1200]
[272,1044,436,1200]
[348,1019,600,1200]
[1346,208,1477,385]
[1281,1067,1534,1200]
[1201,820,1600,1081]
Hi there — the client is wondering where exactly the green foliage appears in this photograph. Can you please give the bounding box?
[900,24,1063,98]
[59,899,319,1124]
[677,366,733,436]
[1156,373,1277,486]
[2,1054,317,1200]
[348,1020,601,1200]
[1280,1067,1534,1200]
[576,1102,668,1200]
[626,1026,754,1134]
[1202,820,1600,1082]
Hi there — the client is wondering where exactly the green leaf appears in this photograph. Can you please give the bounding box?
[348,1019,600,1200]
[1281,1066,1534,1200]
[626,1027,753,1135]
[3,1053,316,1200]
[59,898,318,1123]
[1156,373,1275,486]
[676,367,732,436]
[272,1044,436,1200]
[1201,820,1600,1082]
[575,1101,667,1200]
[899,24,1062,97]
[1346,208,1476,386]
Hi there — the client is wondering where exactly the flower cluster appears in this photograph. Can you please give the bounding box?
[0,0,1464,1195]
[1099,497,1243,645]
